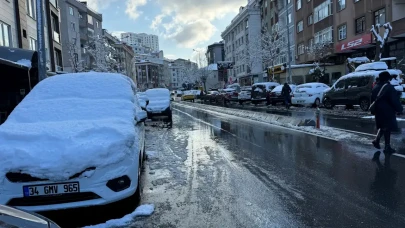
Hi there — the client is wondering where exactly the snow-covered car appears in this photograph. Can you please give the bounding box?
[269,84,297,105]
[238,86,252,104]
[0,204,61,227]
[0,72,147,212]
[203,90,220,103]
[323,62,403,111]
[145,88,172,125]
[291,82,330,107]
[136,92,149,110]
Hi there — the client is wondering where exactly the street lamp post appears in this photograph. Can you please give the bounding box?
[36,0,47,80]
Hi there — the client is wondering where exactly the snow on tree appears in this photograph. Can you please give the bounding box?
[371,22,392,61]
[307,41,334,81]
[84,35,122,73]
[65,38,84,73]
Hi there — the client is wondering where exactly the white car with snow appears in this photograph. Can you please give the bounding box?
[137,92,149,110]
[0,72,147,212]
[291,82,330,107]
[145,88,172,125]
[238,86,252,104]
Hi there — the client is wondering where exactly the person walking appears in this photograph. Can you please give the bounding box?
[371,71,403,154]
[281,83,292,109]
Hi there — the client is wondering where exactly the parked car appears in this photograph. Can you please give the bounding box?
[146,88,173,125]
[137,92,149,110]
[0,72,147,212]
[323,62,403,111]
[238,86,252,104]
[251,82,280,104]
[223,83,241,102]
[269,84,297,105]
[291,82,330,107]
[0,204,61,227]
[204,90,220,103]
[181,90,195,102]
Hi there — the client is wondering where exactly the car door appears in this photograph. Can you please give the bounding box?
[345,77,362,105]
[331,79,346,105]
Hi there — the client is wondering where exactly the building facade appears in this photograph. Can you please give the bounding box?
[0,0,63,72]
[121,32,159,52]
[59,0,103,72]
[206,41,225,64]
[221,1,263,85]
[135,61,164,89]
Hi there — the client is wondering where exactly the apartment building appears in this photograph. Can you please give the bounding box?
[206,41,225,64]
[0,0,63,72]
[221,1,263,85]
[121,32,159,52]
[59,0,102,72]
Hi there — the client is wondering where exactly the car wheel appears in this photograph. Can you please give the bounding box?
[323,98,334,109]
[143,143,146,161]
[134,158,142,204]
[359,98,370,111]
[314,98,320,107]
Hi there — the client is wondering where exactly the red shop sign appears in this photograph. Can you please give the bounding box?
[335,33,372,52]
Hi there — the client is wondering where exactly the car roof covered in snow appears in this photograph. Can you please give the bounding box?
[253,82,280,86]
[355,62,388,72]
[297,82,328,87]
[146,88,170,97]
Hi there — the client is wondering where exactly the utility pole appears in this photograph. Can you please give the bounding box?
[36,0,47,81]
[285,0,292,83]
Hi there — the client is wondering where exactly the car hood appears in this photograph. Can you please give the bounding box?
[0,119,139,182]
[0,205,55,228]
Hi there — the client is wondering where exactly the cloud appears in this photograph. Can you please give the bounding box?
[125,0,147,20]
[85,0,147,20]
[150,0,246,47]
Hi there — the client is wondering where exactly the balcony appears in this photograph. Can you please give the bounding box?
[53,31,60,43]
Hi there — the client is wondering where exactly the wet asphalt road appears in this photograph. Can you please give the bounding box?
[131,105,405,228]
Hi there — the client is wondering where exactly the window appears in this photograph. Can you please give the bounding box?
[297,20,303,32]
[288,0,291,3]
[288,13,292,24]
[70,22,76,31]
[29,37,36,50]
[374,8,386,25]
[88,15,93,25]
[355,16,365,34]
[338,24,346,40]
[26,0,36,19]
[334,80,345,89]
[96,21,99,28]
[314,0,331,23]
[308,14,313,25]
[315,26,332,44]
[297,43,305,55]
[337,0,345,11]
[297,0,302,10]
[69,6,74,15]
[0,21,11,47]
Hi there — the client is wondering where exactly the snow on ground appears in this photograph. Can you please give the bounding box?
[0,73,140,181]
[362,116,405,121]
[174,102,372,143]
[145,150,158,159]
[83,204,154,228]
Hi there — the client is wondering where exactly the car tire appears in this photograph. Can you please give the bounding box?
[359,98,370,111]
[314,98,320,108]
[323,98,334,109]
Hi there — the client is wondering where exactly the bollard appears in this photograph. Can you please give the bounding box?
[315,108,320,129]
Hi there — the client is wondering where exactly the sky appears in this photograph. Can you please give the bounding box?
[86,0,247,62]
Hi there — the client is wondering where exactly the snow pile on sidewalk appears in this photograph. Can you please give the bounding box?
[0,73,140,181]
[83,204,154,228]
[175,102,372,142]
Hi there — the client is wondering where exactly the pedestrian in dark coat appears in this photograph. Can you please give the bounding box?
[281,83,292,108]
[371,71,403,153]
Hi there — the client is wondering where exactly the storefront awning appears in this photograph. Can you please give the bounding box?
[0,46,38,69]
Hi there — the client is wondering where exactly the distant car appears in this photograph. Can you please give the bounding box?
[251,82,280,104]
[137,92,149,110]
[238,86,252,104]
[181,91,195,102]
[204,90,220,103]
[146,88,173,125]
[224,83,241,102]
[269,84,297,105]
[291,82,330,107]
[0,72,147,212]
[0,204,61,227]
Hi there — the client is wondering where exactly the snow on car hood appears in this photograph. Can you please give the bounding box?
[0,72,140,181]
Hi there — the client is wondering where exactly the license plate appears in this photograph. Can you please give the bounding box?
[297,100,305,103]
[23,182,80,197]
